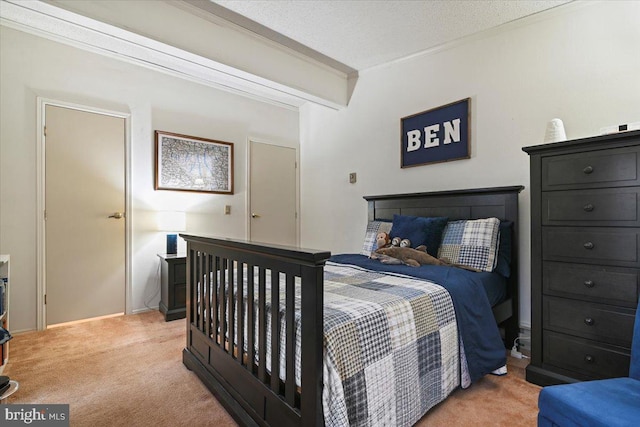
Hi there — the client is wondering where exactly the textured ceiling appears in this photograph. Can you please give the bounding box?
[212,0,573,71]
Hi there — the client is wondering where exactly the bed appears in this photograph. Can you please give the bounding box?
[181,185,523,426]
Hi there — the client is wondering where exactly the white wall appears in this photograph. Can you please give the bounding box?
[299,1,640,328]
[0,27,299,332]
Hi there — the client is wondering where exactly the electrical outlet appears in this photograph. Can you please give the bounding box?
[349,172,357,184]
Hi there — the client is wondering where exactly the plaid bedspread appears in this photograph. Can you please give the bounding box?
[213,261,464,426]
[320,262,461,426]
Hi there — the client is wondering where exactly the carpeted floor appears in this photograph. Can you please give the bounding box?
[4,311,541,426]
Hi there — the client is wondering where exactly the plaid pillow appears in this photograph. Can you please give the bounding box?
[360,220,392,255]
[438,218,501,272]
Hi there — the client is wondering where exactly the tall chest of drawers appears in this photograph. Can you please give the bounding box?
[523,130,640,386]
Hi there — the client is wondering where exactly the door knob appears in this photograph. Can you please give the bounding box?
[251,213,261,218]
[108,212,124,219]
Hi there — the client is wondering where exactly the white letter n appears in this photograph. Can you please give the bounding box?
[443,119,461,144]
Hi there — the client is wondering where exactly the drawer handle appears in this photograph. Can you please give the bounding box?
[584,354,594,363]
[583,242,594,250]
[583,165,594,174]
[584,280,595,288]
[583,203,594,212]
[584,317,595,326]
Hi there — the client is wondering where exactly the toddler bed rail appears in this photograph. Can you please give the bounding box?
[181,234,330,427]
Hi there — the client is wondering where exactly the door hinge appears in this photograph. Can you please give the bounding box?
[44,294,47,305]
[44,125,47,137]
[44,210,47,220]
[295,161,297,169]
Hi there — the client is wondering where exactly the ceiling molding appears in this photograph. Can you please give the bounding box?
[360,0,590,74]
[180,0,357,78]
[0,0,347,110]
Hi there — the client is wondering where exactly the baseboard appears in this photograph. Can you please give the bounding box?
[132,306,159,314]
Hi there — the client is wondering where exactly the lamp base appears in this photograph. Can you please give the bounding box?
[166,234,177,255]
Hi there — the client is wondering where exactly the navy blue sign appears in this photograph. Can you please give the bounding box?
[401,98,470,168]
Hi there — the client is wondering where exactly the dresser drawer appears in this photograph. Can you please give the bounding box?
[543,296,635,346]
[542,146,639,190]
[543,262,640,307]
[542,227,640,267]
[542,187,639,226]
[543,331,630,380]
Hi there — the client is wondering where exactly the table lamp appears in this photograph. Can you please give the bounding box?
[157,211,186,255]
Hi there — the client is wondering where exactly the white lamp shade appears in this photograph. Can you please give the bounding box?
[156,211,186,232]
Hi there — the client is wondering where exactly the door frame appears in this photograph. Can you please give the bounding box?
[36,97,132,330]
[246,138,300,245]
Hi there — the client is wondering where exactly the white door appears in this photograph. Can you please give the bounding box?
[45,105,126,326]
[249,141,297,246]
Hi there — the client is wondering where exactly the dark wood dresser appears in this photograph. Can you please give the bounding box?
[523,130,640,386]
[158,253,186,321]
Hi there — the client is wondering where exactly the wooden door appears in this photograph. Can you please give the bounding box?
[249,141,297,246]
[45,105,126,325]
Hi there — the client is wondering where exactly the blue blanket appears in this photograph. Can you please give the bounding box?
[330,254,507,383]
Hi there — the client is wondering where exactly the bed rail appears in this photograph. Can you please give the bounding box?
[181,234,331,427]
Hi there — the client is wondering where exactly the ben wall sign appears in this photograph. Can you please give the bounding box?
[401,98,470,168]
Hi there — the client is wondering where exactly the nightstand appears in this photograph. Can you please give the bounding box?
[158,254,186,321]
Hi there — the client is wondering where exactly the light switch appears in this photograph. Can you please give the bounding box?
[349,172,357,184]
[224,205,231,215]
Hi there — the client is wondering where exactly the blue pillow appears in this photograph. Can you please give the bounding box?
[390,214,448,257]
[495,221,513,278]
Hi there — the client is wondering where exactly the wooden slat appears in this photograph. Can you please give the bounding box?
[228,262,235,359]
[188,249,196,325]
[247,264,255,374]
[258,267,267,383]
[270,270,280,393]
[204,254,211,338]
[285,273,296,406]
[212,256,219,347]
[219,258,227,351]
[198,252,204,332]
[236,262,244,366]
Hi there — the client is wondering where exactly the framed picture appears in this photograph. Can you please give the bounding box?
[400,98,470,168]
[155,131,234,194]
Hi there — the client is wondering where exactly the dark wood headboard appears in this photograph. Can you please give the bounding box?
[364,185,525,346]
[365,185,523,223]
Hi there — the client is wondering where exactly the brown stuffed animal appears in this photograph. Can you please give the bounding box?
[373,246,480,271]
[372,245,442,267]
[375,232,391,250]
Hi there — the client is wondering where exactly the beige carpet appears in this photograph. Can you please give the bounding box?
[5,311,541,426]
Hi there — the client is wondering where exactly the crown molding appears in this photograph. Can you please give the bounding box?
[0,0,346,110]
